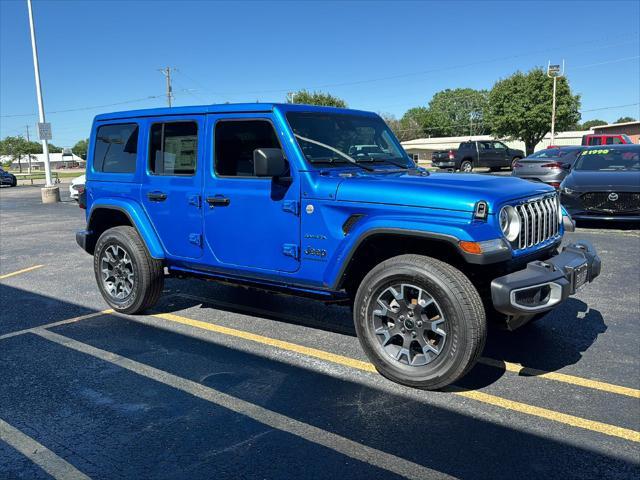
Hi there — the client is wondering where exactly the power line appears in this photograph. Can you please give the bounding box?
[581,102,639,113]
[0,94,165,118]
[184,35,639,96]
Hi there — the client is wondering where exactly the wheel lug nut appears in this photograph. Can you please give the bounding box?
[401,328,405,333]
[417,321,423,327]
[411,331,417,338]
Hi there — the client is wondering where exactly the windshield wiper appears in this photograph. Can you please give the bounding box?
[372,156,412,170]
[294,134,375,172]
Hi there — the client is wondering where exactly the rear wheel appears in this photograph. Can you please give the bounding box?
[354,254,487,390]
[460,160,473,173]
[93,226,164,314]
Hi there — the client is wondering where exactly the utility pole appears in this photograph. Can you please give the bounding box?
[27,0,58,202]
[547,60,565,147]
[159,67,175,107]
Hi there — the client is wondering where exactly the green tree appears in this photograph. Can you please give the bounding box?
[425,88,490,137]
[0,136,30,173]
[396,107,431,141]
[287,90,347,108]
[487,68,581,155]
[614,116,636,124]
[581,119,607,129]
[73,138,89,158]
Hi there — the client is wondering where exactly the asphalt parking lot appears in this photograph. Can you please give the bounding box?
[1,184,639,480]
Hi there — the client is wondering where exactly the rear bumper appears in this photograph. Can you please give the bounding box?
[491,241,600,328]
[432,161,456,168]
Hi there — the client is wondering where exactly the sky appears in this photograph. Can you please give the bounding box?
[1,0,639,147]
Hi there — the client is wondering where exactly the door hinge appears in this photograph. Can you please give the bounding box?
[282,200,299,216]
[282,243,299,260]
[188,233,202,246]
[188,194,201,208]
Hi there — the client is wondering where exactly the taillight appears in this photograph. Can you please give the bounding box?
[448,150,455,160]
[549,182,561,189]
[513,162,524,168]
[541,162,563,169]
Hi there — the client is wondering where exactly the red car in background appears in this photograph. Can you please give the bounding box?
[582,134,633,146]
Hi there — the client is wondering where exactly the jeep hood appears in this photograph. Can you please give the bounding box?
[335,172,554,213]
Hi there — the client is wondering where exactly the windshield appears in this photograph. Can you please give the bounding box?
[573,147,640,171]
[286,111,414,169]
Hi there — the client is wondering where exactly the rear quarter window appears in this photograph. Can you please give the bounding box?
[93,123,139,173]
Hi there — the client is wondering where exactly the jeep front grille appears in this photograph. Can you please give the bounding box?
[515,195,560,250]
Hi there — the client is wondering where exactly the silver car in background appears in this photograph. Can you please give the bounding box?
[512,146,584,188]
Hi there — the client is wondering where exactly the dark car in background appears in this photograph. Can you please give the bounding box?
[561,145,640,222]
[0,167,17,187]
[432,140,524,172]
[512,146,584,188]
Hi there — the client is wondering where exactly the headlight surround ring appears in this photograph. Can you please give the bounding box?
[499,205,521,242]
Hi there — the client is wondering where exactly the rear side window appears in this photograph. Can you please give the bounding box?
[588,136,602,145]
[215,120,280,177]
[94,124,138,173]
[149,122,198,175]
[606,136,623,145]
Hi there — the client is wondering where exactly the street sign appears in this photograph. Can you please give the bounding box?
[37,122,52,140]
[548,64,561,76]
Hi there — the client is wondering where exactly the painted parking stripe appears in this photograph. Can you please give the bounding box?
[149,312,640,443]
[477,357,640,399]
[0,309,114,341]
[174,293,640,399]
[0,417,91,480]
[0,264,44,280]
[34,328,450,480]
[173,292,640,399]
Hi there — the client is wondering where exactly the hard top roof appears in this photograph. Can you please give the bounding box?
[93,102,378,122]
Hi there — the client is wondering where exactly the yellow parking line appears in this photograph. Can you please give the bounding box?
[152,312,640,443]
[154,313,376,372]
[0,264,44,280]
[478,357,640,399]
[172,292,640,399]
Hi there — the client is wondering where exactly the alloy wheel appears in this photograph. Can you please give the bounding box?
[100,244,135,300]
[372,283,447,366]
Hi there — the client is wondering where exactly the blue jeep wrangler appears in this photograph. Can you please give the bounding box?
[77,103,601,389]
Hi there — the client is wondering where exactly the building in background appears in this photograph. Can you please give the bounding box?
[1,152,86,171]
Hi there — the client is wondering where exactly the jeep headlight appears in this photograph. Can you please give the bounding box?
[499,205,521,242]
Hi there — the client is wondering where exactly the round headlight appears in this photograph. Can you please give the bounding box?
[499,205,521,242]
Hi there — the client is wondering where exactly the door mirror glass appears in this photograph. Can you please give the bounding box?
[253,148,288,177]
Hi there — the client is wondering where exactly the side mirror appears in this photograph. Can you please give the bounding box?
[253,148,288,178]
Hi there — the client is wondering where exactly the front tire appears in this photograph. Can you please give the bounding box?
[354,254,486,390]
[93,226,164,314]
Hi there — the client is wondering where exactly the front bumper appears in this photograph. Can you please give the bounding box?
[491,241,600,328]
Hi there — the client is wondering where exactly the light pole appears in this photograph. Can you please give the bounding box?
[547,60,565,147]
[26,0,58,202]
